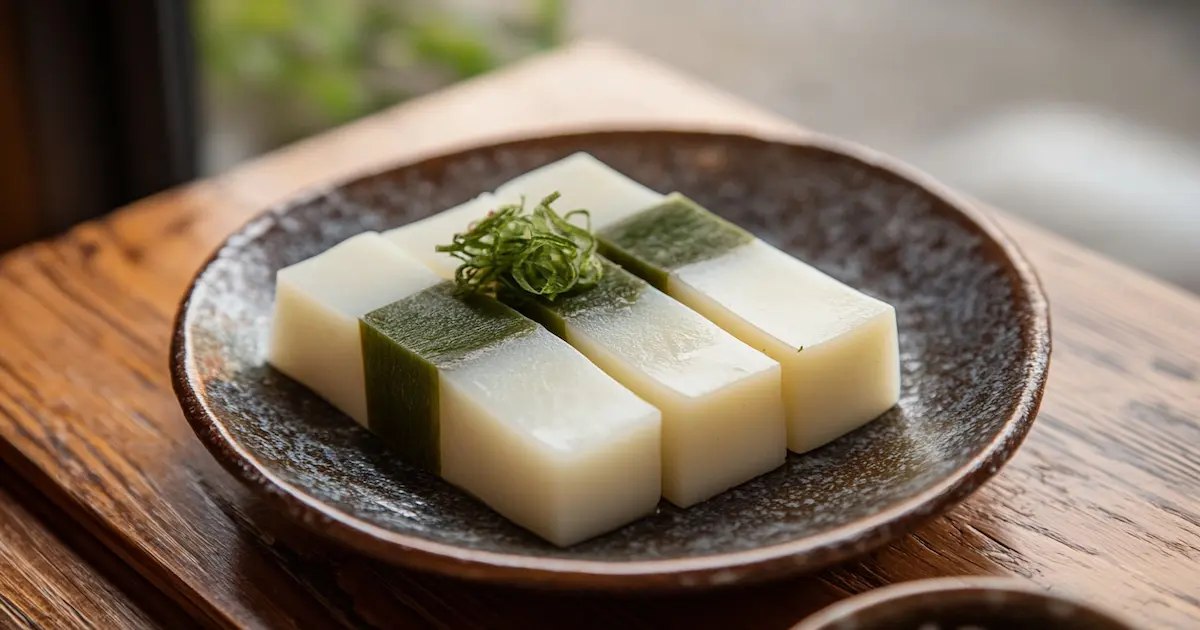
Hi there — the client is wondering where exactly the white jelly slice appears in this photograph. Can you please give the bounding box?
[268,232,441,425]
[530,269,786,507]
[431,320,662,545]
[385,199,786,507]
[384,194,499,278]
[672,239,900,453]
[270,232,662,546]
[495,153,901,454]
[495,152,665,228]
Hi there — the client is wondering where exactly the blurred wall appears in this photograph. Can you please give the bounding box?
[569,0,1200,292]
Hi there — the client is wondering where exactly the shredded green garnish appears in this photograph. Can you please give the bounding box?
[435,192,603,301]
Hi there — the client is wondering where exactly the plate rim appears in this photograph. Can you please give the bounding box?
[170,128,1052,590]
[788,576,1134,630]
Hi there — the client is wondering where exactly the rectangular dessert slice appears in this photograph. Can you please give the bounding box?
[517,260,785,507]
[269,232,662,546]
[384,207,786,507]
[384,194,499,279]
[496,154,901,454]
[494,152,663,228]
[268,232,442,425]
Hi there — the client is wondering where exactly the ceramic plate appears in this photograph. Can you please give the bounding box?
[790,577,1136,630]
[171,130,1050,589]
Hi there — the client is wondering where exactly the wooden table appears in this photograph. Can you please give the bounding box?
[0,461,201,629]
[1,40,1198,629]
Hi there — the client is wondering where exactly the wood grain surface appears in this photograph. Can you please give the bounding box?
[0,41,1197,629]
[0,460,199,629]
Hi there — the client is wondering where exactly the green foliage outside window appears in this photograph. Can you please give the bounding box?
[196,0,564,158]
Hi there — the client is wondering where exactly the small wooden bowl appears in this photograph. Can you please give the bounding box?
[791,577,1138,630]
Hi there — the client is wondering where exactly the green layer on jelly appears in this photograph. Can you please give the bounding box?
[508,258,648,338]
[360,282,538,473]
[598,193,754,291]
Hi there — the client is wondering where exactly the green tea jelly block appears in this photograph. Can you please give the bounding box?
[361,284,661,547]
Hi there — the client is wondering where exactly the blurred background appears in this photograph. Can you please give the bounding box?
[2,1,1197,291]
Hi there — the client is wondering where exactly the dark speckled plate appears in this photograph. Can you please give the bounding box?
[171,131,1050,590]
[790,577,1136,630]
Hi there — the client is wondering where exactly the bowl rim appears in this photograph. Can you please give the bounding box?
[170,128,1052,590]
[788,576,1136,629]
